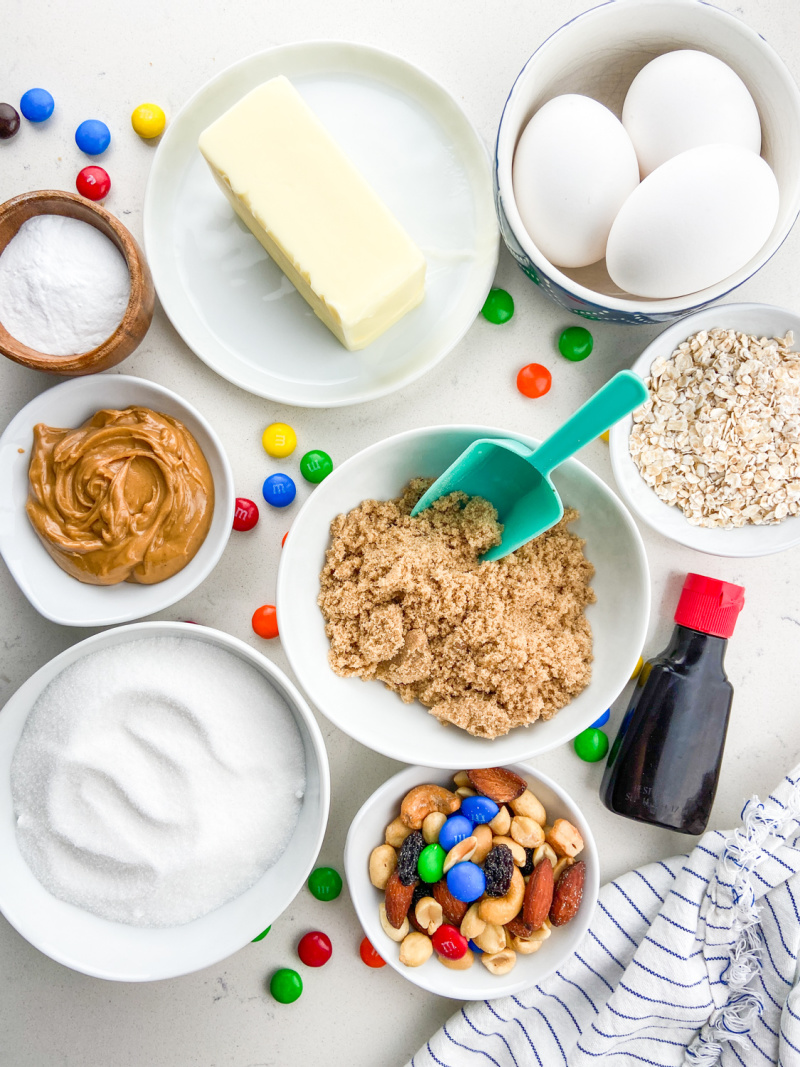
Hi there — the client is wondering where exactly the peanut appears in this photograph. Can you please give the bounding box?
[481,949,516,975]
[455,786,477,798]
[439,948,474,970]
[400,784,460,829]
[553,856,575,881]
[443,836,477,873]
[491,835,526,865]
[422,811,447,844]
[510,789,547,825]
[453,770,470,788]
[472,922,506,954]
[415,897,443,936]
[546,819,584,858]
[385,816,414,848]
[369,844,398,890]
[488,805,511,836]
[510,815,544,849]
[459,902,486,941]
[478,867,525,926]
[532,843,558,869]
[399,931,433,967]
[472,823,493,864]
[379,903,409,942]
[512,935,544,955]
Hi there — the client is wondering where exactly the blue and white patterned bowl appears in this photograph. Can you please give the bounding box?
[495,0,800,325]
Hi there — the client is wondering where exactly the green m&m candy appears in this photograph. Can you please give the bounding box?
[308,866,342,901]
[558,326,593,362]
[573,727,609,763]
[418,842,446,883]
[252,925,271,942]
[270,968,303,1004]
[481,287,514,324]
[300,449,333,484]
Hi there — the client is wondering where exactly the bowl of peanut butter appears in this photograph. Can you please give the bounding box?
[0,375,234,626]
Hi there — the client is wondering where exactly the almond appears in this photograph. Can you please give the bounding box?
[505,913,533,939]
[549,860,585,927]
[466,767,527,804]
[384,869,416,929]
[432,879,469,927]
[400,784,461,829]
[523,851,554,929]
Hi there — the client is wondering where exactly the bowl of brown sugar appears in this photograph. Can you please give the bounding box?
[277,425,650,768]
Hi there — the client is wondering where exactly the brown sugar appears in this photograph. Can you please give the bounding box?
[318,478,595,738]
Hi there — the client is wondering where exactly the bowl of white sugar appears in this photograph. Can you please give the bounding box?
[0,621,329,981]
[0,189,154,374]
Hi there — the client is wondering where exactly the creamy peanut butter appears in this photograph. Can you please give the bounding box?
[26,407,214,585]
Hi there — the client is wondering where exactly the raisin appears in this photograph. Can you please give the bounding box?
[397,830,425,886]
[483,844,514,898]
[411,881,429,911]
[520,848,535,877]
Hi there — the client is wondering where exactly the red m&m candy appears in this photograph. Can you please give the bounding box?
[297,930,332,968]
[431,924,468,960]
[359,936,386,968]
[76,166,110,201]
[233,497,259,532]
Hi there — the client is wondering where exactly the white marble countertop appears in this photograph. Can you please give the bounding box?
[2,0,800,1063]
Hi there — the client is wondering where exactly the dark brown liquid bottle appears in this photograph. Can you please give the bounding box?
[601,573,745,836]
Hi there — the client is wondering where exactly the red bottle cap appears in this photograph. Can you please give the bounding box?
[674,573,745,639]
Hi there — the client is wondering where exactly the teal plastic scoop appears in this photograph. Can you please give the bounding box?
[411,370,648,561]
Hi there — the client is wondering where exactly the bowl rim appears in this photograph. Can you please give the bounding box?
[277,422,651,766]
[0,620,331,981]
[344,761,599,999]
[608,300,800,556]
[0,189,155,373]
[0,373,235,625]
[495,0,800,315]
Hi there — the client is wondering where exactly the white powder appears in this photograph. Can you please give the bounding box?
[11,636,306,928]
[0,214,130,356]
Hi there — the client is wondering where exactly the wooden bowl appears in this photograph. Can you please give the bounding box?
[0,189,155,375]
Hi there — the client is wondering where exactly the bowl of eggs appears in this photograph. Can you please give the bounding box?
[495,0,800,324]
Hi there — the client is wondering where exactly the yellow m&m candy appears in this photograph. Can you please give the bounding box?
[131,103,166,139]
[262,422,297,458]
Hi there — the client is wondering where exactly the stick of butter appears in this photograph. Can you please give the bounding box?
[198,76,426,351]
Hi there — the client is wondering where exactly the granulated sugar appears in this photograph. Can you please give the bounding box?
[0,214,130,355]
[11,636,306,927]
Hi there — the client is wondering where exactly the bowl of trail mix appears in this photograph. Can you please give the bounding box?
[610,302,800,557]
[345,763,598,999]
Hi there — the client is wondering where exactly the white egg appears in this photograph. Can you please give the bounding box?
[605,143,779,299]
[512,94,639,268]
[622,50,761,177]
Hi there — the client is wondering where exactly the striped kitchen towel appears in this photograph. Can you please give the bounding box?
[410,767,800,1067]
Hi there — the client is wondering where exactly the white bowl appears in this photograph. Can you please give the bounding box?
[344,763,598,999]
[495,0,800,324]
[277,425,650,767]
[610,302,800,557]
[0,374,235,626]
[0,622,330,981]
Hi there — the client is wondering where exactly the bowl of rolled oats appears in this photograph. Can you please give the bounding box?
[610,302,800,556]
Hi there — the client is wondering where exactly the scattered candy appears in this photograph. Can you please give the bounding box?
[517,363,552,399]
[308,866,342,901]
[481,287,515,324]
[281,532,288,548]
[432,924,468,960]
[262,472,296,508]
[558,325,594,362]
[75,119,111,156]
[600,430,610,443]
[459,795,499,825]
[76,166,111,201]
[0,104,20,140]
[233,497,259,531]
[131,102,166,139]
[252,925,271,942]
[299,449,333,484]
[591,709,611,729]
[251,604,279,640]
[297,930,332,967]
[359,936,386,968]
[262,422,297,458]
[631,655,644,680]
[574,727,609,763]
[270,968,303,1004]
[417,842,446,883]
[438,814,473,853]
[20,88,54,123]
[446,860,486,903]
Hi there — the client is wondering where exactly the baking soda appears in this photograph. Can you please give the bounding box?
[0,214,130,355]
[11,636,306,927]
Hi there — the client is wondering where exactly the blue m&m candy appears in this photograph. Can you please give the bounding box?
[468,939,484,955]
[438,814,473,853]
[20,88,54,123]
[263,473,296,508]
[591,709,611,729]
[75,119,111,156]
[459,795,499,825]
[446,861,486,903]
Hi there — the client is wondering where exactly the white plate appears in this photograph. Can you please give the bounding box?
[143,42,499,407]
[0,623,329,981]
[0,375,234,626]
[609,302,800,557]
[277,425,650,767]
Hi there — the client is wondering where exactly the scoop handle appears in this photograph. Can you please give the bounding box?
[531,370,649,477]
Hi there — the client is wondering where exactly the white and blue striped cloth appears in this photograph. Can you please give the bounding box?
[410,768,800,1067]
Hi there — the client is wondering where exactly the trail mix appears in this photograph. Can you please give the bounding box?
[369,767,586,975]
